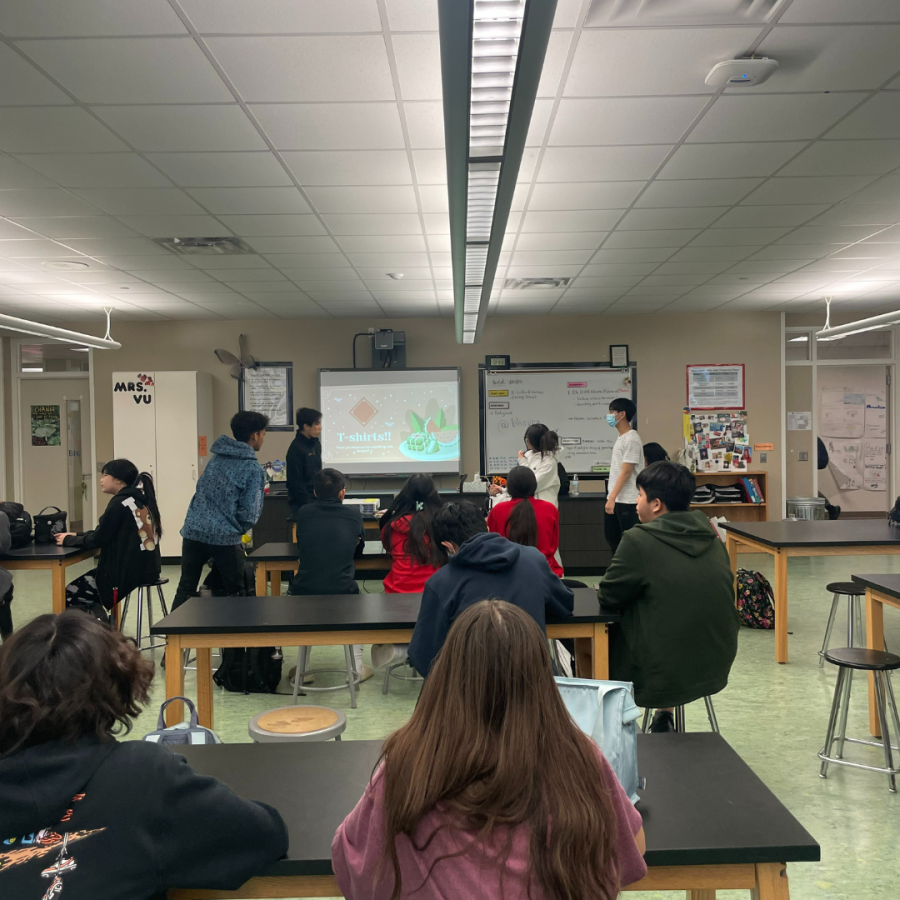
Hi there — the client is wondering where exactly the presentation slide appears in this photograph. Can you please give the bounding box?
[319,368,461,475]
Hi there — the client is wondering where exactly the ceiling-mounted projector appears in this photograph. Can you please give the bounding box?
[705,57,778,88]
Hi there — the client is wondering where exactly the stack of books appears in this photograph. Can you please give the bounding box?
[713,484,744,504]
[692,484,716,504]
[740,477,764,504]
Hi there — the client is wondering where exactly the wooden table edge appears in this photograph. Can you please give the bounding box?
[168,861,791,899]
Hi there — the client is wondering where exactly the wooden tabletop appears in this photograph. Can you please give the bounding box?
[149,588,614,636]
[175,734,819,878]
[722,519,900,548]
[0,543,94,561]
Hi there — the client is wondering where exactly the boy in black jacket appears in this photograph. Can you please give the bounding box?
[286,407,322,520]
[0,611,288,900]
[409,502,574,677]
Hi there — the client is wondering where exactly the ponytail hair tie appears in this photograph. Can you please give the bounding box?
[415,501,424,511]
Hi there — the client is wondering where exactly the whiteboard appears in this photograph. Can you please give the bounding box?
[480,366,636,475]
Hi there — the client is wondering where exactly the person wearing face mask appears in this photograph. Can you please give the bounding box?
[605,398,644,554]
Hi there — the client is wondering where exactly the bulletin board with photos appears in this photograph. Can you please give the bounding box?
[684,409,752,473]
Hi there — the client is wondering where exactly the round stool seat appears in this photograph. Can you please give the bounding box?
[823,647,900,672]
[825,581,864,595]
[248,706,347,743]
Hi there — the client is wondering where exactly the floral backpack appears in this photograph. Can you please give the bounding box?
[736,568,775,629]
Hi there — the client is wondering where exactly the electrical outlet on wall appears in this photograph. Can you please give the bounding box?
[760,453,768,463]
[798,451,809,462]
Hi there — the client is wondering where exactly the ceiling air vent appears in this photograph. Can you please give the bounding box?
[504,277,572,290]
[587,0,787,27]
[153,237,255,256]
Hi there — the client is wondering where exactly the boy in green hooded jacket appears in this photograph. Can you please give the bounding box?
[598,461,739,732]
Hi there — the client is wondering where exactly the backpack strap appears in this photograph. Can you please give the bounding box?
[156,696,199,730]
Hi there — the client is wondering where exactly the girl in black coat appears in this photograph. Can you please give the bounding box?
[56,459,162,612]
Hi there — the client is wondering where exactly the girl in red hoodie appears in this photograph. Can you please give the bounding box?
[488,466,563,576]
[380,474,446,593]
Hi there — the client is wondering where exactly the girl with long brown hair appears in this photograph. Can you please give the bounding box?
[487,466,563,577]
[332,600,646,900]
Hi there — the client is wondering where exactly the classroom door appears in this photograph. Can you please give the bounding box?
[18,379,93,526]
[817,365,890,515]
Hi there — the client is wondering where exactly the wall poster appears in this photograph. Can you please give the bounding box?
[239,362,294,431]
[31,405,61,446]
[686,364,745,410]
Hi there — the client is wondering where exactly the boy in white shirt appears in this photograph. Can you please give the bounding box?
[605,398,644,553]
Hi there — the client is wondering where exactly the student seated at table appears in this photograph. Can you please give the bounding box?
[0,510,12,640]
[487,466,562,576]
[54,459,161,619]
[0,611,288,900]
[408,503,573,677]
[173,411,268,610]
[380,474,445,593]
[288,468,372,681]
[333,600,647,900]
[598,461,739,733]
[643,441,669,466]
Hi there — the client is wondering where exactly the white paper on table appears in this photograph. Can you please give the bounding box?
[863,439,887,491]
[820,390,865,439]
[825,439,863,490]
[865,393,887,438]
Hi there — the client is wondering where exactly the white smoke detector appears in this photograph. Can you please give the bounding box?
[705,57,778,88]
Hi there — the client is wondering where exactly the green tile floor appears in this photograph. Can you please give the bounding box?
[7,554,900,899]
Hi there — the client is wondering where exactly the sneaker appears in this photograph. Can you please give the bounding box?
[349,664,375,684]
[287,665,314,685]
[271,648,283,661]
[650,710,676,733]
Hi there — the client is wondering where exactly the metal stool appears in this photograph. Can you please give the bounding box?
[248,706,346,743]
[641,696,720,733]
[819,647,900,792]
[819,582,866,667]
[383,658,423,695]
[119,579,169,652]
[291,645,361,709]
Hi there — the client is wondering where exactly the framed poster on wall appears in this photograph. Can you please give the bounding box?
[239,362,293,431]
[687,364,745,410]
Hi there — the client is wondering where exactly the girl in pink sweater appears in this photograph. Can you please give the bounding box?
[332,600,647,900]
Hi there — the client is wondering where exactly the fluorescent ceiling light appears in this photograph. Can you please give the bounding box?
[815,297,900,342]
[0,312,120,350]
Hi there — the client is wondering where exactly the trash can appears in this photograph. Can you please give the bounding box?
[786,497,827,521]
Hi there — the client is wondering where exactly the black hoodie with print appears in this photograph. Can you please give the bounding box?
[0,736,288,900]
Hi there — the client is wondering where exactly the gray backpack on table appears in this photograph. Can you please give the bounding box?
[142,696,222,746]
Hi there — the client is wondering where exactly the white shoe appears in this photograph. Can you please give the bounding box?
[349,664,375,684]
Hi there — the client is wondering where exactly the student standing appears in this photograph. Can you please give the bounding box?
[286,407,322,521]
[487,466,562,576]
[333,600,647,900]
[288,468,372,682]
[173,411,268,609]
[0,611,288,900]
[55,459,161,616]
[605,398,644,554]
[380,474,445,594]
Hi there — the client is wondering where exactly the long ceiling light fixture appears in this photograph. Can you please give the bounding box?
[0,310,121,350]
[816,296,900,342]
[439,0,557,344]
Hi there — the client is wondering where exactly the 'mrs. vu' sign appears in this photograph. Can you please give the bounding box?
[113,373,155,404]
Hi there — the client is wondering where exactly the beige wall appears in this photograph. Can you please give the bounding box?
[785,366,814,498]
[55,311,784,517]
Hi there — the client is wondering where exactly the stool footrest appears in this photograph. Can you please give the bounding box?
[818,749,900,777]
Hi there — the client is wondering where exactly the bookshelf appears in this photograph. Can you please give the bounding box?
[692,470,768,523]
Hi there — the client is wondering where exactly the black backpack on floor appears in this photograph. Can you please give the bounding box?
[0,502,33,548]
[214,648,283,694]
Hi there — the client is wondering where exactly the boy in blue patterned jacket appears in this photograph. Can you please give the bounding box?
[173,411,268,609]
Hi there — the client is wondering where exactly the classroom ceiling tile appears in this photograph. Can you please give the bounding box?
[181,0,382,33]
[9,216,138,239]
[810,203,900,226]
[513,232,608,251]
[404,102,445,149]
[591,247,677,264]
[425,234,451,252]
[714,205,830,228]
[144,152,289,188]
[0,0,188,37]
[617,207,727,230]
[0,156,58,189]
[391,34,442,101]
[95,105,266,152]
[0,108,128,153]
[743,175,877,206]
[564,28,756,97]
[778,140,900,177]
[69,188,205,216]
[210,267,288,282]
[657,142,807,180]
[827,93,900,140]
[268,256,353,272]
[188,254,275,269]
[843,175,900,205]
[186,187,311,215]
[384,0,438,31]
[416,185,448,214]
[366,280,434,292]
[411,149,446,185]
[205,36,394,102]
[356,266,431,280]
[604,229,700,249]
[510,250,594,266]
[536,32,570,100]
[550,97,708,145]
[537,146,672,183]
[528,182,645,211]
[688,227,792,246]
[687,93,865,143]
[750,244,847,261]
[321,213,422,235]
[636,179,761,208]
[281,150,412,186]
[754,25,900,93]
[251,103,404,151]
[571,276,642,289]
[20,38,232,104]
[581,262,659,277]
[0,46,73,105]
[304,186,418,215]
[214,281,293,293]
[12,153,170,189]
[216,214,325,236]
[0,189,104,217]
[778,225,884,244]
[96,255,192,271]
[336,234,426,253]
[62,237,168,256]
[114,214,231,237]
[520,210,623,233]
